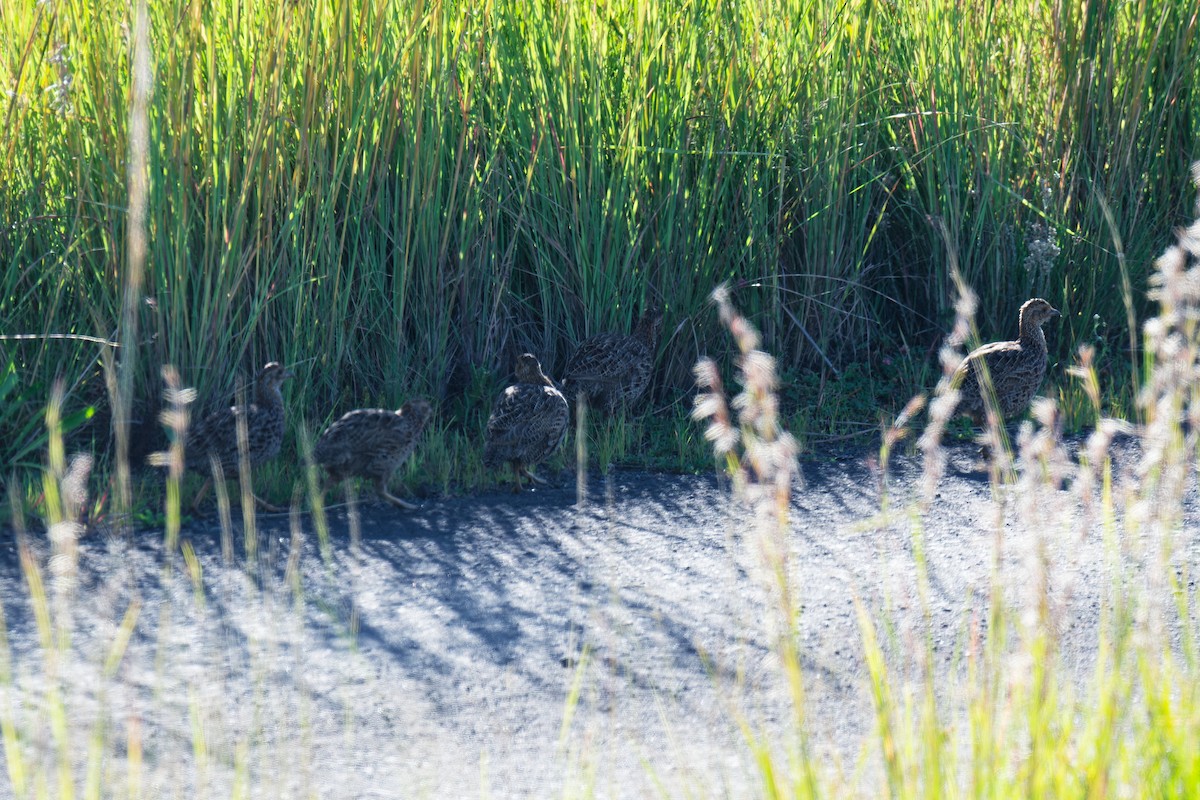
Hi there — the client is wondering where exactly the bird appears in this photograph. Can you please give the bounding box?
[483,353,569,492]
[561,307,663,414]
[313,398,434,510]
[953,297,1061,424]
[185,361,294,511]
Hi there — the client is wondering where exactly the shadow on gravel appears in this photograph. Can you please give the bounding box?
[2,438,1176,797]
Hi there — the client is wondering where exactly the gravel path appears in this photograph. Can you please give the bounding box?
[0,439,1194,797]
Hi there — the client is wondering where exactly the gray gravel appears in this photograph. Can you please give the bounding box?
[0,439,1194,797]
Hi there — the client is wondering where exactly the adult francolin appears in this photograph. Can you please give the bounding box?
[314,398,434,510]
[185,361,293,511]
[561,308,663,414]
[953,297,1061,424]
[483,354,569,492]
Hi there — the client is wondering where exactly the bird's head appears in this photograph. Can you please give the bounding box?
[402,397,434,424]
[635,307,664,346]
[1019,298,1062,328]
[514,353,552,386]
[257,362,295,391]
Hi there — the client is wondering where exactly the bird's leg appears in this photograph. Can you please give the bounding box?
[511,464,523,494]
[975,421,1017,466]
[307,474,339,505]
[190,476,213,511]
[521,467,549,486]
[377,478,420,510]
[252,493,286,513]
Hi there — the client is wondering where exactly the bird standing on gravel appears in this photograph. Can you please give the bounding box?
[314,398,434,510]
[483,354,569,492]
[953,297,1061,424]
[561,308,662,414]
[185,361,294,511]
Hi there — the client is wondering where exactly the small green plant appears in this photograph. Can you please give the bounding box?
[409,420,458,498]
[0,360,96,474]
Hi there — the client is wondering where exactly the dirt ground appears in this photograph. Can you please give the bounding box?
[0,438,1194,798]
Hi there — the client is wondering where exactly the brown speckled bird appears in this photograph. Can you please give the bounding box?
[483,354,569,492]
[954,298,1061,424]
[314,398,434,510]
[186,361,294,511]
[561,308,662,414]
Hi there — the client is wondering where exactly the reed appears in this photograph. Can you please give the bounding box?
[1,0,1194,497]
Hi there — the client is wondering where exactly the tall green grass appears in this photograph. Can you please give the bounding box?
[2,0,1196,494]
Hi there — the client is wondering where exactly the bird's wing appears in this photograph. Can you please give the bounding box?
[484,386,533,450]
[186,405,240,456]
[564,335,646,385]
[522,388,569,456]
[316,409,411,470]
[956,341,1016,387]
[485,385,568,459]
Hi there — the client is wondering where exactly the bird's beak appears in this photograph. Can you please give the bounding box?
[283,369,296,380]
[1051,308,1062,318]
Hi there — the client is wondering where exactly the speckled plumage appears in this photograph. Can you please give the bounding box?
[186,362,292,473]
[954,298,1061,423]
[185,362,293,511]
[483,354,569,492]
[562,309,662,414]
[314,398,433,509]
